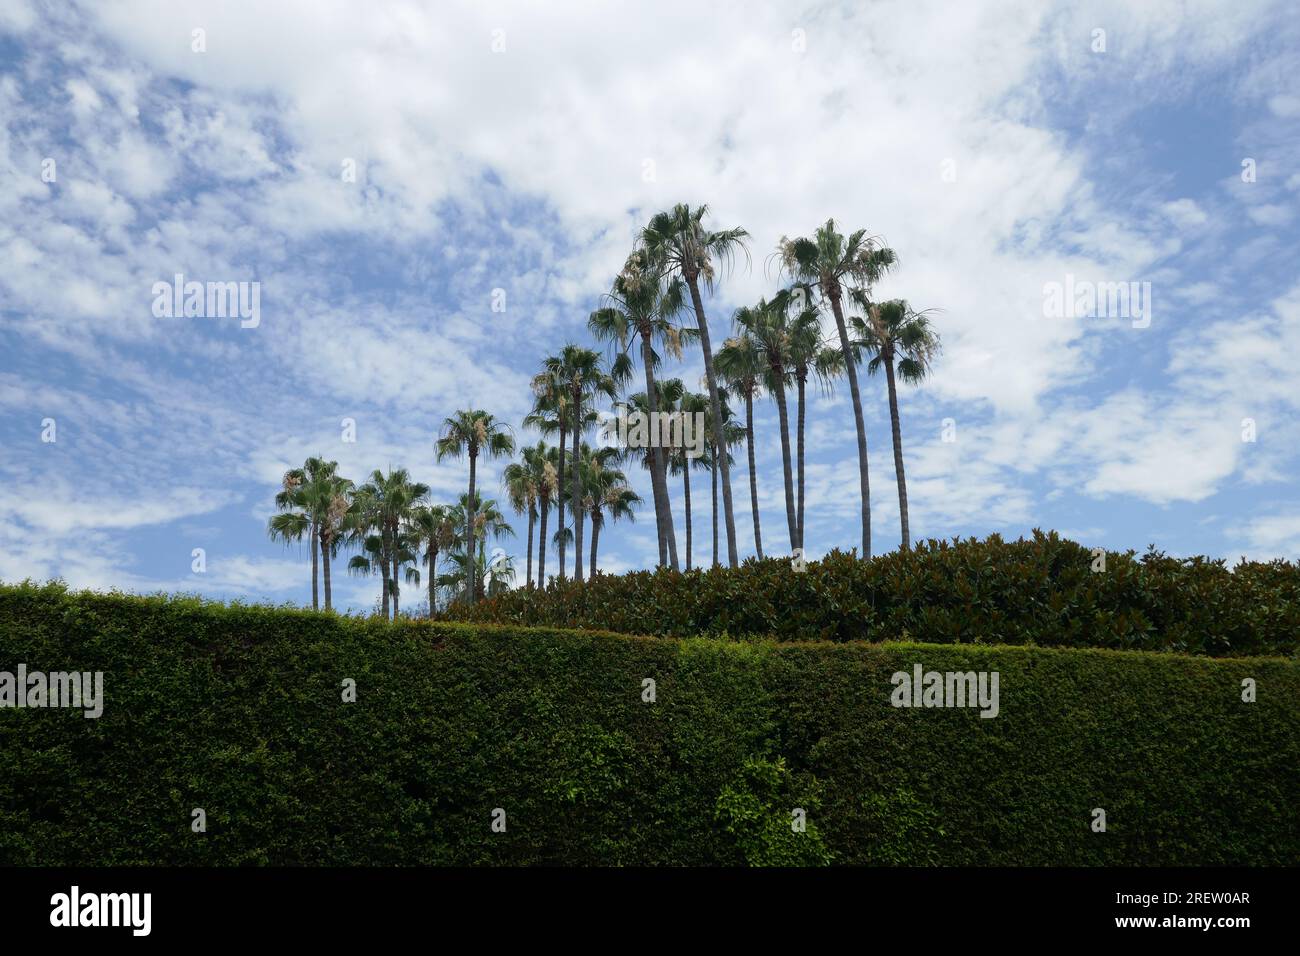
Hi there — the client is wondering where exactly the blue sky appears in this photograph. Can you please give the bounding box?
[1,0,1298,612]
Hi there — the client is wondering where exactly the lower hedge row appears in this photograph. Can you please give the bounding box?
[1,582,1296,865]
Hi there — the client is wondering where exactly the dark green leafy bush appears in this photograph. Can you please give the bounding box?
[2,580,1296,865]
[444,530,1300,656]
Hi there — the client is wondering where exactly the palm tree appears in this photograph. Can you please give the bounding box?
[773,285,834,552]
[533,443,559,587]
[346,468,428,618]
[589,252,694,570]
[526,361,572,580]
[407,503,457,614]
[528,346,616,583]
[640,203,750,568]
[308,471,353,612]
[849,294,941,552]
[267,479,312,604]
[734,299,799,551]
[667,385,708,570]
[701,389,744,567]
[442,493,515,604]
[436,411,515,603]
[715,331,765,559]
[584,448,640,577]
[777,220,896,558]
[268,456,339,609]
[502,456,537,588]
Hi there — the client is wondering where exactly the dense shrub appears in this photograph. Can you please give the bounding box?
[444,531,1300,656]
[2,581,1296,865]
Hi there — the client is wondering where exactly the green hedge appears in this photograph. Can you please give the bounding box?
[445,531,1300,656]
[2,581,1296,865]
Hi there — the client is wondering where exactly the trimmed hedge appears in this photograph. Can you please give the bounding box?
[1,581,1297,865]
[445,531,1300,656]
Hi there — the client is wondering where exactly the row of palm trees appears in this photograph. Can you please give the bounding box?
[267,451,515,615]
[269,206,942,609]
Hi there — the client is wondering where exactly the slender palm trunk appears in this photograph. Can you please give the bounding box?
[589,512,601,578]
[884,354,911,551]
[687,276,738,567]
[466,451,478,602]
[682,462,693,570]
[745,390,763,559]
[379,527,391,619]
[320,531,332,612]
[525,503,536,588]
[771,371,798,551]
[640,332,678,569]
[796,370,807,551]
[571,407,584,582]
[829,288,871,558]
[555,422,568,579]
[434,546,444,613]
[537,498,549,587]
[390,521,400,618]
[310,520,319,610]
[711,455,719,567]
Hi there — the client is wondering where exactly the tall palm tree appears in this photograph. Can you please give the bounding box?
[589,252,694,570]
[774,285,834,552]
[406,503,456,614]
[640,203,750,568]
[734,299,799,551]
[777,220,896,558]
[436,411,515,604]
[715,331,765,559]
[526,360,572,580]
[849,294,941,552]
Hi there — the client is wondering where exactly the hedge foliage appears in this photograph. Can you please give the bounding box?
[2,580,1296,865]
[445,531,1300,656]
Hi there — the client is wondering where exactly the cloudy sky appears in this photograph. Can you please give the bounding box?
[1,0,1297,611]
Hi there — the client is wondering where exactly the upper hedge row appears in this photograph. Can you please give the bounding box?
[443,531,1300,656]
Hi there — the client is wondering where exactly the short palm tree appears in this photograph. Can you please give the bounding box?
[667,385,708,570]
[442,492,515,604]
[849,294,941,552]
[640,203,750,568]
[436,411,514,603]
[406,503,457,614]
[345,468,428,617]
[502,456,537,588]
[584,449,639,577]
[777,220,896,558]
[267,455,339,609]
